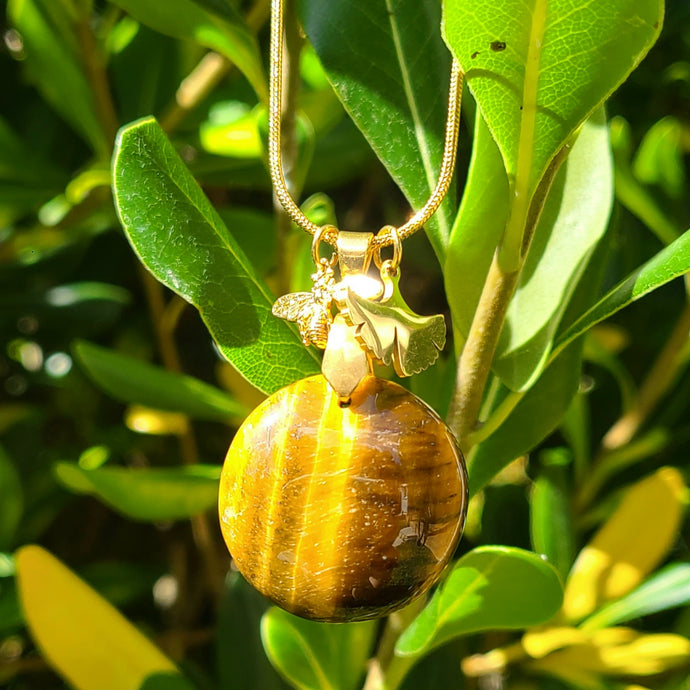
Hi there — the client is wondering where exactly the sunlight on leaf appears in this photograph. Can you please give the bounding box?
[443,0,662,201]
[261,607,376,690]
[15,545,182,690]
[299,0,455,260]
[528,627,690,680]
[113,117,320,394]
[563,467,686,623]
[396,546,563,656]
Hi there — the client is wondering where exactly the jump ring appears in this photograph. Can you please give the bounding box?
[311,225,338,267]
[374,225,402,273]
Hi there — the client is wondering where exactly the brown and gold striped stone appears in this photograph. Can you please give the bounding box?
[218,374,468,622]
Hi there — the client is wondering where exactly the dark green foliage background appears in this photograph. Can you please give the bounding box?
[1,0,690,688]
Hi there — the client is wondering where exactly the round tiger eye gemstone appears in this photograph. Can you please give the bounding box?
[218,374,468,622]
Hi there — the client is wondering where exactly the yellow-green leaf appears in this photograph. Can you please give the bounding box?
[563,467,686,623]
[528,627,690,678]
[15,545,183,690]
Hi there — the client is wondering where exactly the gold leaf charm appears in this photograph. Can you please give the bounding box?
[344,287,446,377]
[271,261,335,348]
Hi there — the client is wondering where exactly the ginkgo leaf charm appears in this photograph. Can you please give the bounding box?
[344,288,447,377]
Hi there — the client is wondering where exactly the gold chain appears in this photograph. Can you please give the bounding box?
[268,0,463,249]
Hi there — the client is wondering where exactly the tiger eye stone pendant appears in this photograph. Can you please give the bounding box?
[218,229,468,622]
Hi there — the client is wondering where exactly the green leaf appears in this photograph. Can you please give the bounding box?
[633,116,686,201]
[0,282,131,340]
[299,0,456,261]
[396,546,563,657]
[552,226,690,363]
[54,463,221,522]
[218,208,277,276]
[200,105,264,159]
[217,572,289,690]
[530,448,575,580]
[446,108,613,391]
[0,446,22,551]
[443,0,662,263]
[495,110,612,390]
[261,607,376,690]
[582,563,690,632]
[73,340,247,422]
[113,117,320,395]
[610,116,681,245]
[444,108,509,355]
[107,0,267,100]
[8,0,108,156]
[467,342,582,493]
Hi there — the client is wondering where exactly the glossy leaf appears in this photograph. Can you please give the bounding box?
[113,117,320,395]
[15,545,182,690]
[299,0,455,260]
[54,462,221,522]
[552,226,690,362]
[107,0,266,100]
[0,446,22,551]
[261,607,376,690]
[73,340,247,422]
[396,546,563,656]
[446,108,612,391]
[217,572,289,690]
[582,563,690,632]
[8,0,108,156]
[530,449,575,580]
[563,467,686,623]
[218,207,277,276]
[443,0,662,202]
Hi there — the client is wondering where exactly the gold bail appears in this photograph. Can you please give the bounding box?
[336,231,374,277]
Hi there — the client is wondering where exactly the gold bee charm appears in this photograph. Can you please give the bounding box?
[271,259,335,349]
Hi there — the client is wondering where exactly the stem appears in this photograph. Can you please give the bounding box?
[575,427,671,512]
[446,145,568,447]
[574,300,690,511]
[447,254,520,446]
[461,641,526,678]
[160,53,231,134]
[601,300,690,450]
[74,14,119,154]
[273,0,303,295]
[138,266,225,600]
[160,0,270,133]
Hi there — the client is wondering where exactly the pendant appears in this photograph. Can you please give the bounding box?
[219,228,468,622]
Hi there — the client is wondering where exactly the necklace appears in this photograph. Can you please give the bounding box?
[218,0,468,622]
